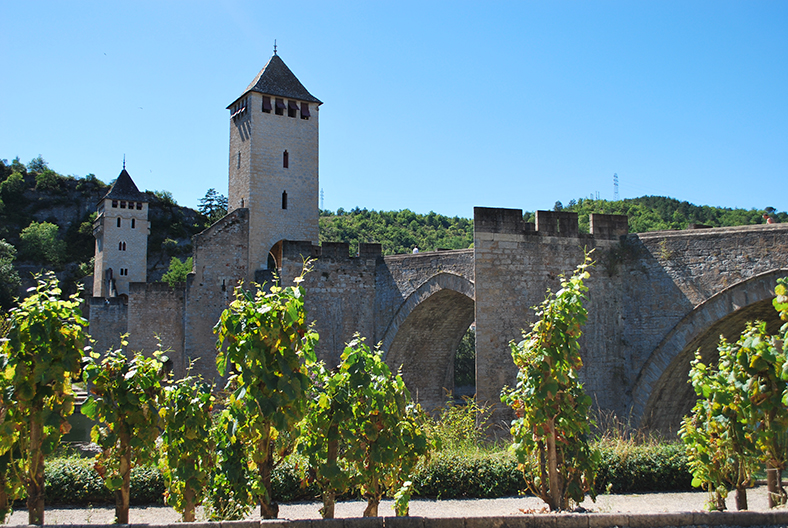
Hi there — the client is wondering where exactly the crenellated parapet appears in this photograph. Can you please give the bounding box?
[280,240,384,263]
[474,207,628,239]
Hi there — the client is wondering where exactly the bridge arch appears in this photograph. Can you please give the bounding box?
[633,269,788,434]
[381,272,475,412]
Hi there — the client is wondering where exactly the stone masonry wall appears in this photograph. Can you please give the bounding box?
[375,249,475,346]
[279,241,380,369]
[127,282,186,376]
[88,297,128,355]
[474,209,788,430]
[625,223,788,431]
[375,250,475,411]
[473,208,626,420]
[278,242,476,411]
[635,224,788,306]
[183,209,250,381]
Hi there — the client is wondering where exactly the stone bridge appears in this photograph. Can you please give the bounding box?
[246,210,788,434]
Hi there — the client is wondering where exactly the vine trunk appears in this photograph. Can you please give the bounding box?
[115,432,131,524]
[258,426,278,519]
[546,417,564,511]
[320,436,339,519]
[26,416,45,526]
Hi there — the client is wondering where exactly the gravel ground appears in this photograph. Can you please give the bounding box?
[5,486,778,525]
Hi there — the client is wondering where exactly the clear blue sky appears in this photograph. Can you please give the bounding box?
[1,1,786,219]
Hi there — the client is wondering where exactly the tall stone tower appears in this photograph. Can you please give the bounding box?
[92,168,150,297]
[227,52,321,276]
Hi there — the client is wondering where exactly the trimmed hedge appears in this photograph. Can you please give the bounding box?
[39,442,691,506]
[44,457,165,505]
[413,451,523,499]
[594,442,692,493]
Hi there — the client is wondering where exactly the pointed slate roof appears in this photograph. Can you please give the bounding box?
[229,54,321,108]
[102,169,147,202]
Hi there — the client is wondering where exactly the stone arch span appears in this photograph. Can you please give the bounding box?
[633,269,788,434]
[381,272,475,413]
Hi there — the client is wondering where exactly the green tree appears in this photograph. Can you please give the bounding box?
[729,321,788,507]
[34,170,63,192]
[81,345,167,524]
[160,374,214,522]
[680,344,758,510]
[0,273,88,525]
[300,337,431,518]
[298,361,353,519]
[198,188,228,225]
[64,212,97,265]
[161,257,193,287]
[214,269,319,519]
[0,330,24,523]
[26,156,48,174]
[0,240,21,310]
[205,409,254,520]
[0,172,25,199]
[319,208,473,256]
[154,190,177,206]
[337,337,431,517]
[18,221,66,267]
[501,254,599,511]
[681,278,788,510]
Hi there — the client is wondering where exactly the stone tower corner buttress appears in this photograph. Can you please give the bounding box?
[92,168,150,298]
[227,53,321,277]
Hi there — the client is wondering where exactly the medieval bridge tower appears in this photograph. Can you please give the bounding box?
[226,52,321,278]
[92,168,150,298]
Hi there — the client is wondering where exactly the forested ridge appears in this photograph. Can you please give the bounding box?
[556,196,786,234]
[319,208,474,256]
[321,197,785,256]
[1,155,784,307]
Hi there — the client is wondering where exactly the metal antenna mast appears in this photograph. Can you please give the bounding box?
[613,173,619,200]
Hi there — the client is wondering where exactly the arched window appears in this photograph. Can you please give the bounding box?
[283,150,289,168]
[117,218,121,228]
[119,241,126,251]
[282,191,288,210]
[131,218,136,229]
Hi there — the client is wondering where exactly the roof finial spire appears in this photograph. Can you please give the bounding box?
[273,39,277,55]
[123,154,126,170]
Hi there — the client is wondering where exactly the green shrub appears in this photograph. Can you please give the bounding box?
[594,441,691,493]
[34,170,64,192]
[425,397,491,452]
[129,465,166,505]
[272,455,316,503]
[37,440,690,506]
[413,450,523,498]
[45,456,108,504]
[43,456,165,505]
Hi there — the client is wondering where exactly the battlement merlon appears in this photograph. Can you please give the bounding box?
[589,213,629,239]
[473,207,628,239]
[281,240,383,263]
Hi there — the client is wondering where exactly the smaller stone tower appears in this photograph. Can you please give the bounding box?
[227,52,321,277]
[92,168,150,297]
